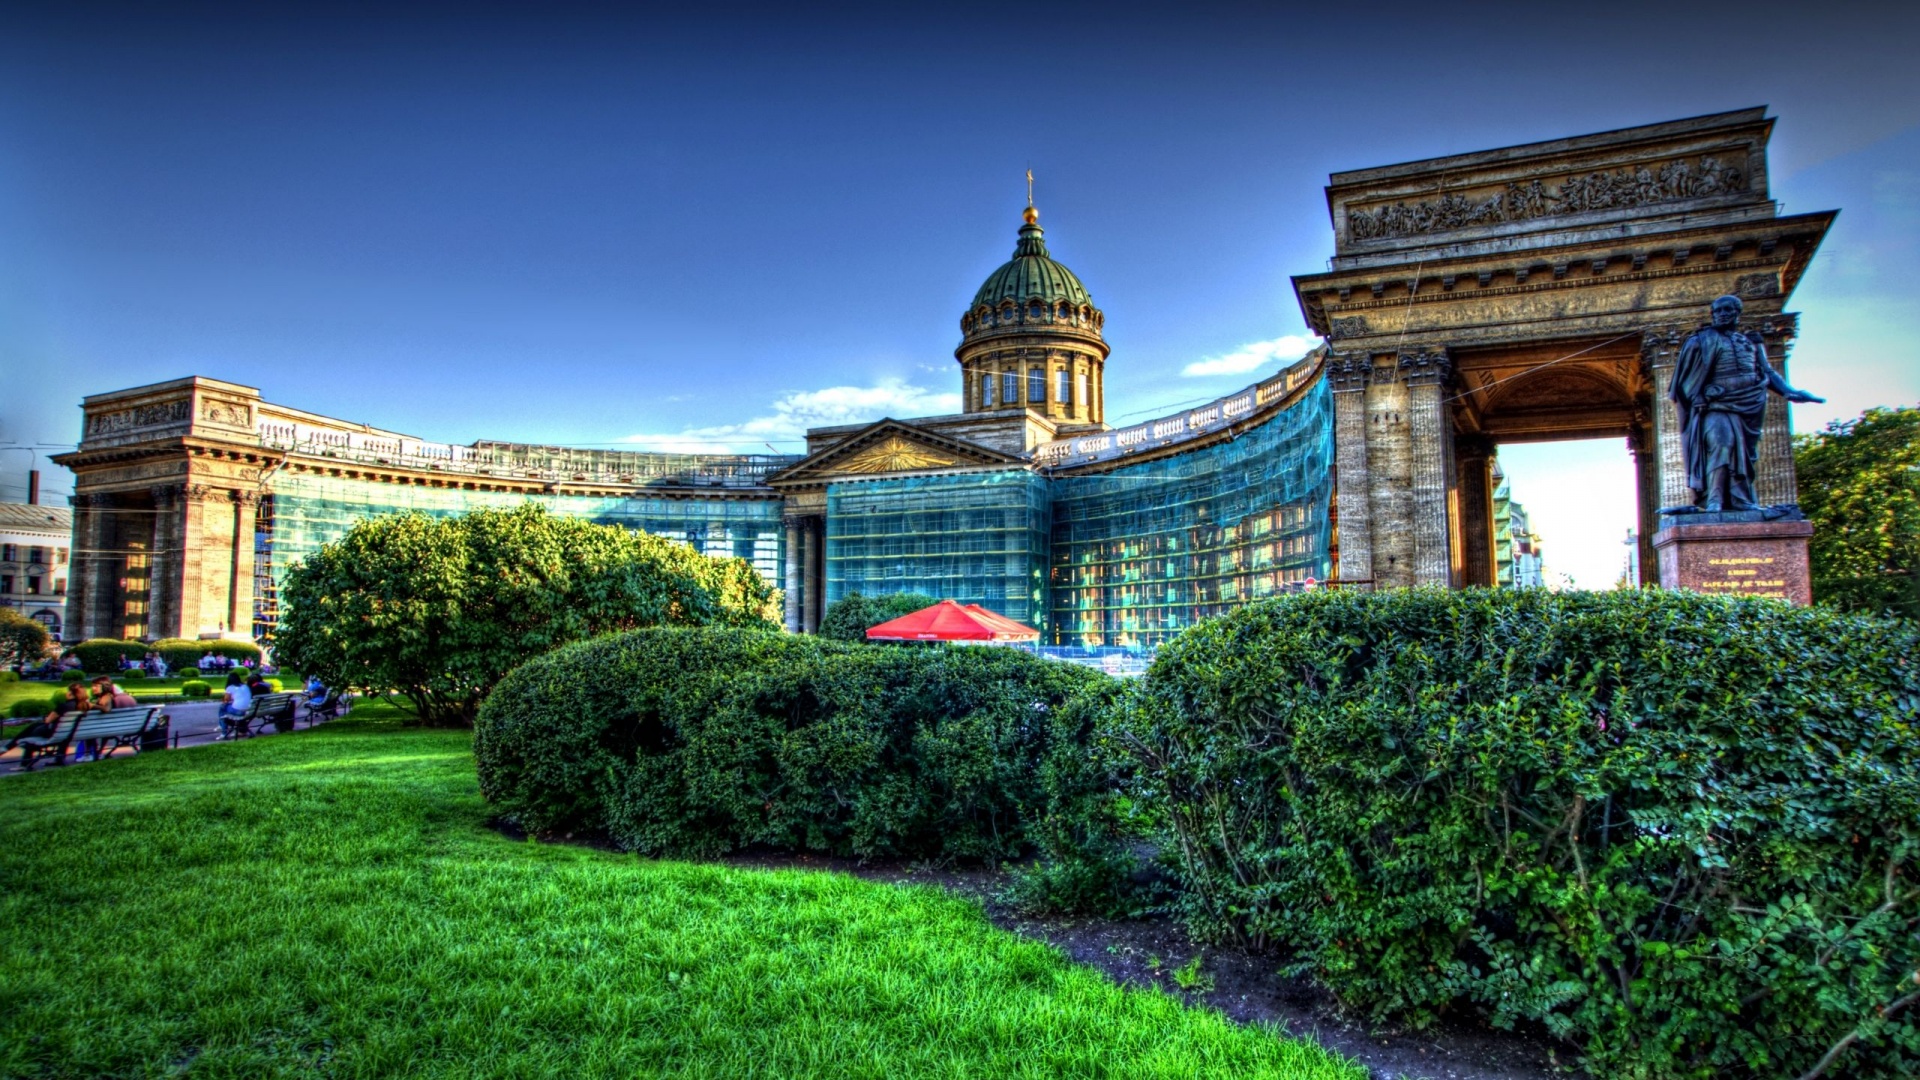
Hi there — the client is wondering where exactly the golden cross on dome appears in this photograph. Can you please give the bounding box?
[1026,168,1034,208]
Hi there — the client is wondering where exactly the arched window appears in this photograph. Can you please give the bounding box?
[1028,300,1043,321]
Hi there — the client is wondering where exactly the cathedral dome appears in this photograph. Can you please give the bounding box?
[960,207,1105,347]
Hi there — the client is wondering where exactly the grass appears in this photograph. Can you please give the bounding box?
[0,702,1360,1079]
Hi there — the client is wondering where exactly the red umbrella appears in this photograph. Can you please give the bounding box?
[864,599,1041,642]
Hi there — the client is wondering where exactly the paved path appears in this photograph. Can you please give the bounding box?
[1,698,338,777]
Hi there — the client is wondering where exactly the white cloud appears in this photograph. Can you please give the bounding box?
[1180,334,1322,378]
[621,379,962,454]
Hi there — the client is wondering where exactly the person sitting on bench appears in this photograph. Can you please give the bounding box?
[78,676,139,762]
[7,682,91,763]
[216,672,252,741]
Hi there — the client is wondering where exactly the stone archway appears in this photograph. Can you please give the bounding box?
[1293,109,1832,592]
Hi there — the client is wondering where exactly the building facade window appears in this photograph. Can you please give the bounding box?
[0,575,11,594]
[1028,367,1045,403]
[26,577,39,595]
[28,546,45,565]
[1001,372,1017,406]
[981,372,993,407]
[1,544,14,562]
[1057,369,1072,405]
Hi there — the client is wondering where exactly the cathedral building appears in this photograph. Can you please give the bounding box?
[57,109,1826,646]
[53,201,1335,648]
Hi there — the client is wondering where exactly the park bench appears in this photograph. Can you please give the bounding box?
[304,690,346,723]
[15,706,168,770]
[232,692,300,738]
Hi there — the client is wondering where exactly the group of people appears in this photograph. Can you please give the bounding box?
[3,675,139,764]
[212,672,329,740]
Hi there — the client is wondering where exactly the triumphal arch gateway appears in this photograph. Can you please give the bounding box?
[55,109,1830,648]
[1294,107,1830,593]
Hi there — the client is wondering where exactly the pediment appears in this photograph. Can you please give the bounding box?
[766,419,1024,486]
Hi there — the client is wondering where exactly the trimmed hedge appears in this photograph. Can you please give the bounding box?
[62,637,260,675]
[1128,587,1920,1079]
[180,680,212,699]
[475,627,1111,861]
[8,695,60,719]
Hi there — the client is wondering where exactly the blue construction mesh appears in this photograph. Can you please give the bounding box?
[1047,378,1334,647]
[825,471,1052,628]
[255,472,785,634]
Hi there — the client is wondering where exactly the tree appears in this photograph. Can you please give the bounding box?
[0,609,51,671]
[1795,405,1920,619]
[273,503,781,725]
[817,591,939,642]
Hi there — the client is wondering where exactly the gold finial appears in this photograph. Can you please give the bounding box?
[1023,169,1038,224]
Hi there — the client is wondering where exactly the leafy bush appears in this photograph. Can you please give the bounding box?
[62,669,88,684]
[179,680,211,699]
[1129,587,1920,1079]
[817,591,939,642]
[0,671,16,684]
[0,610,50,670]
[276,504,780,726]
[1796,405,1919,619]
[476,627,1110,861]
[8,696,59,719]
[151,638,261,672]
[63,639,138,675]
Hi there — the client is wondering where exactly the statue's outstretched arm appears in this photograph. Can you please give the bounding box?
[1757,341,1825,404]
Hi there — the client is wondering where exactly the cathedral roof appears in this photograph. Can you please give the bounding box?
[970,209,1094,311]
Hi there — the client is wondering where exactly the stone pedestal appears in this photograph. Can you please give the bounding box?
[1652,517,1814,605]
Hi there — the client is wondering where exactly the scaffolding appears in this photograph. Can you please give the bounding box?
[825,471,1051,628]
[1047,379,1334,648]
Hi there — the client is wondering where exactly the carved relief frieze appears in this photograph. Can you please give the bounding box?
[84,400,191,437]
[199,399,253,427]
[837,436,959,474]
[1329,316,1371,338]
[1346,154,1750,242]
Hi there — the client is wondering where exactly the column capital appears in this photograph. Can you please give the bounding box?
[1639,326,1682,366]
[232,490,261,508]
[1397,348,1452,387]
[182,484,223,503]
[1327,353,1373,393]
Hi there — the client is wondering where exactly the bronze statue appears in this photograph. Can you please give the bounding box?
[1670,295,1824,513]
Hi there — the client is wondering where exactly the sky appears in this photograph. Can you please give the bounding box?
[2,2,1916,589]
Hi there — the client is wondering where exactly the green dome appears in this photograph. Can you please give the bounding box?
[970,219,1094,311]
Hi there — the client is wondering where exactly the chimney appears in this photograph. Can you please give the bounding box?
[26,470,38,506]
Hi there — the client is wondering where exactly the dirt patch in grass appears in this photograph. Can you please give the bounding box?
[717,849,1581,1080]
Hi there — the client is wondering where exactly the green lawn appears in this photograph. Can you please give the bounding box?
[0,703,1360,1079]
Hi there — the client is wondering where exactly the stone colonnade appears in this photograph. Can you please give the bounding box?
[782,513,827,634]
[66,482,261,642]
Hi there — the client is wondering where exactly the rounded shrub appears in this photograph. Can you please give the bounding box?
[8,697,55,719]
[152,637,261,672]
[61,669,88,684]
[179,680,212,699]
[1131,587,1920,1079]
[475,626,1111,861]
[0,671,17,684]
[64,638,138,674]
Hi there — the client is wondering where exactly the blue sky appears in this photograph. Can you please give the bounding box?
[2,2,1916,587]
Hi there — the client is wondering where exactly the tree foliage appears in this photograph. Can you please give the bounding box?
[0,610,51,670]
[274,503,780,726]
[1124,587,1920,1079]
[816,591,940,642]
[1796,405,1920,619]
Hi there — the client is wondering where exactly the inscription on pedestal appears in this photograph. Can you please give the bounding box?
[1652,519,1813,606]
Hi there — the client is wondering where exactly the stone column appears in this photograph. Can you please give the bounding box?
[1628,420,1660,586]
[783,516,803,632]
[228,491,258,637]
[147,484,182,639]
[807,516,826,634]
[176,484,223,639]
[1402,349,1454,587]
[1454,434,1497,587]
[65,494,107,641]
[1328,354,1374,585]
[1754,316,1801,508]
[1641,329,1689,511]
